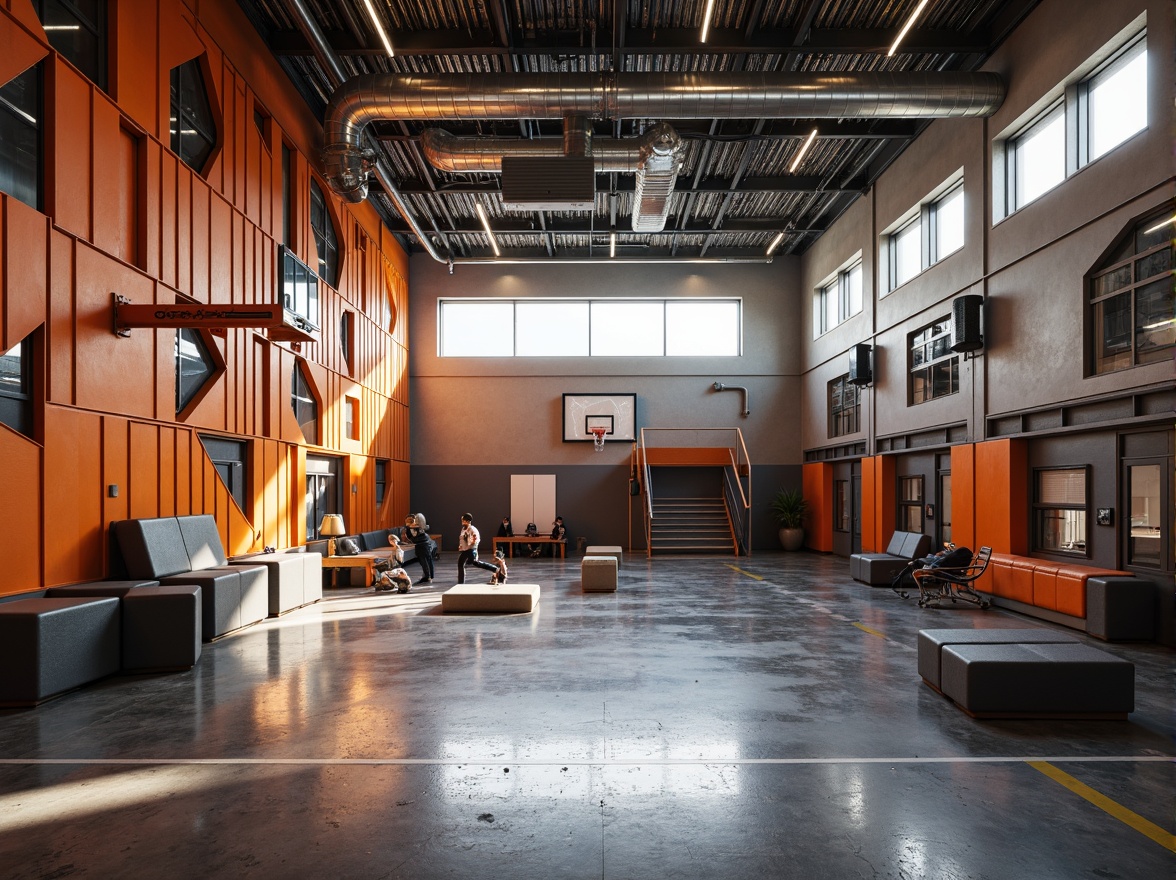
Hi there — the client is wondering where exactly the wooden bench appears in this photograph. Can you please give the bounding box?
[493,536,566,558]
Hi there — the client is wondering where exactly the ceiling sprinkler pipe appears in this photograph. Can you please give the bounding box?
[712,382,750,417]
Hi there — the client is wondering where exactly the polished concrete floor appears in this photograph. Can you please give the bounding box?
[0,552,1172,879]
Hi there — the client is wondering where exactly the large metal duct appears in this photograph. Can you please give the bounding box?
[631,124,683,233]
[323,70,1005,204]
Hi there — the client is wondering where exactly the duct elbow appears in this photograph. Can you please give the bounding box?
[322,144,373,203]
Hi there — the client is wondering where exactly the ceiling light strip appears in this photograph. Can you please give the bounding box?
[887,0,932,57]
[766,231,786,256]
[700,0,717,43]
[360,0,396,58]
[475,203,501,257]
[788,129,819,172]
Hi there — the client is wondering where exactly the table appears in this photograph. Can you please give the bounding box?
[321,555,377,587]
[492,536,566,559]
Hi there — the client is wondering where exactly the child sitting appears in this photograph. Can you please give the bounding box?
[489,547,509,585]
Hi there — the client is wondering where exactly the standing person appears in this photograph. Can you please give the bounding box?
[402,513,435,585]
[457,513,499,584]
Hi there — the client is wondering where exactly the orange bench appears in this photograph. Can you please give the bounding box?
[976,554,1133,624]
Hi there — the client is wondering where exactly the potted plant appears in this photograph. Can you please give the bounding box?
[769,488,808,551]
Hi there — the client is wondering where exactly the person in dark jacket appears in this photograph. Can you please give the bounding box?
[496,516,514,537]
[401,512,436,585]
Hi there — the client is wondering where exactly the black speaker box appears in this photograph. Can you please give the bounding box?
[951,294,984,352]
[848,343,872,386]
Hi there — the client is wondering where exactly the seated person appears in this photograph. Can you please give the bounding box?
[497,516,514,538]
[534,516,567,557]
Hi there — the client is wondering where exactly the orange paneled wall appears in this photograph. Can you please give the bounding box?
[974,438,1029,555]
[802,462,833,552]
[0,0,414,597]
[860,455,896,553]
[950,444,977,552]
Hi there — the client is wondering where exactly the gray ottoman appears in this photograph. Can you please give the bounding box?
[122,585,203,671]
[582,555,618,592]
[230,554,306,616]
[940,642,1134,718]
[917,628,1079,691]
[0,597,121,705]
[1086,576,1154,641]
[160,570,243,640]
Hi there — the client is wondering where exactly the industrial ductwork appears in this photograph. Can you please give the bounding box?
[323,70,1005,205]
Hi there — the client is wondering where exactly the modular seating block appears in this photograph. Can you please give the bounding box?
[940,642,1134,718]
[585,545,623,566]
[442,583,540,613]
[917,628,1079,691]
[1086,576,1155,641]
[231,554,313,616]
[160,570,244,640]
[850,531,932,586]
[0,597,121,706]
[582,555,618,592]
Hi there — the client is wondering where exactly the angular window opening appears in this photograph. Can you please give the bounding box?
[0,335,33,438]
[340,311,354,373]
[310,179,339,287]
[909,317,959,404]
[175,328,215,414]
[1088,204,1174,375]
[0,63,42,210]
[199,434,248,513]
[169,58,217,173]
[1034,467,1088,555]
[291,361,318,445]
[36,0,106,90]
[375,459,389,506]
[828,374,860,439]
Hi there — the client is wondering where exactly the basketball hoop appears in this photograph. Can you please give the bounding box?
[590,426,607,453]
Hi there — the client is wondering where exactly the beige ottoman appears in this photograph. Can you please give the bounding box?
[585,545,622,566]
[441,583,540,613]
[582,555,618,592]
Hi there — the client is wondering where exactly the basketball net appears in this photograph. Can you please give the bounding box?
[590,427,607,453]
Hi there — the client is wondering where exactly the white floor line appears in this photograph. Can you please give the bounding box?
[0,756,1171,766]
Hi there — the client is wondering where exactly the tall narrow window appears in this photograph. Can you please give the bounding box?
[828,375,860,438]
[931,185,964,261]
[310,179,339,287]
[36,0,106,89]
[1088,206,1174,374]
[291,362,318,445]
[1086,34,1147,162]
[0,64,42,209]
[1035,467,1087,554]
[340,311,354,373]
[0,335,33,438]
[1127,464,1161,568]
[814,260,862,336]
[175,328,215,413]
[899,476,924,533]
[281,143,291,247]
[1013,104,1065,210]
[344,395,359,441]
[199,434,247,513]
[375,459,389,506]
[281,246,320,330]
[169,58,216,173]
[910,318,959,404]
[833,480,849,532]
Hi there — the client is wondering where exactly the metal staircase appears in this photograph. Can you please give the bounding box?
[648,497,737,555]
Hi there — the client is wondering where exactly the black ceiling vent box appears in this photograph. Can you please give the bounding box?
[848,343,873,386]
[951,294,985,352]
[501,156,595,210]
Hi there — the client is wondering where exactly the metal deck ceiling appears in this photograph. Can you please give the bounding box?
[236,0,1040,263]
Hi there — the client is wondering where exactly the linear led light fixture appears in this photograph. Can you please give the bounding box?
[789,129,819,172]
[766,231,786,256]
[610,230,616,258]
[361,0,396,58]
[700,0,717,43]
[1143,215,1176,235]
[474,203,500,257]
[888,0,931,56]
[43,25,81,30]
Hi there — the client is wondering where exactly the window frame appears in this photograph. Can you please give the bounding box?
[438,298,742,358]
[909,317,960,405]
[881,173,965,294]
[310,178,340,288]
[813,258,862,338]
[898,475,924,534]
[291,360,319,446]
[995,25,1147,220]
[169,57,218,174]
[827,374,860,439]
[35,0,107,90]
[374,459,389,507]
[0,62,43,210]
[0,335,33,438]
[1033,466,1089,556]
[174,327,224,417]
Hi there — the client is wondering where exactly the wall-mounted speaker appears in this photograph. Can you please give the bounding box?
[951,294,984,353]
[848,343,872,386]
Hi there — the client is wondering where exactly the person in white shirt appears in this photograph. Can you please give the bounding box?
[457,513,500,584]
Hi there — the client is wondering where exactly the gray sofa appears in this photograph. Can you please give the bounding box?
[850,531,933,586]
[113,515,268,640]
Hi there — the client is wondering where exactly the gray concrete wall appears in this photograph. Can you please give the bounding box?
[407,259,803,553]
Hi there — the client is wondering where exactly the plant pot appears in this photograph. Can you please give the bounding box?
[779,527,805,551]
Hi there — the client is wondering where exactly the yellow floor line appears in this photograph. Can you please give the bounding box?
[725,564,763,580]
[851,621,886,638]
[1029,760,1176,853]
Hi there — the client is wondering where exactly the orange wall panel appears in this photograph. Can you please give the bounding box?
[975,439,1029,555]
[91,95,123,257]
[802,462,833,552]
[102,416,130,530]
[46,229,74,404]
[2,195,48,349]
[0,5,48,86]
[950,444,977,552]
[0,425,41,594]
[50,60,92,241]
[129,421,160,518]
[43,406,103,586]
[112,0,158,134]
